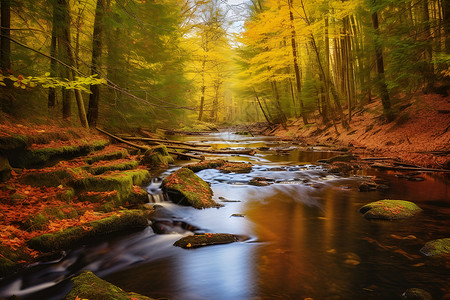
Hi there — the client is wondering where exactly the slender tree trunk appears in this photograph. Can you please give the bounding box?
[198,58,206,121]
[0,0,11,74]
[288,0,307,124]
[288,78,297,117]
[87,0,105,127]
[443,0,450,53]
[254,88,272,125]
[56,0,88,127]
[371,4,392,119]
[48,7,58,109]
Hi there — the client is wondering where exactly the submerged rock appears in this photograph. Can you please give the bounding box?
[186,159,227,172]
[402,288,432,300]
[420,238,450,257]
[174,233,237,248]
[162,167,217,209]
[64,270,155,300]
[249,177,271,186]
[360,200,422,220]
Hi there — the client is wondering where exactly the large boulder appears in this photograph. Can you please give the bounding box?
[360,200,422,220]
[140,145,174,169]
[64,271,154,300]
[420,238,450,257]
[162,167,217,209]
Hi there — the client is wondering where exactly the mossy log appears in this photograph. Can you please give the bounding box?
[162,167,217,209]
[64,271,155,300]
[174,233,237,248]
[360,200,422,220]
[27,210,148,252]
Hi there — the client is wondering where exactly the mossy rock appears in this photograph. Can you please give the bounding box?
[174,233,237,248]
[140,145,174,169]
[85,150,128,165]
[64,270,154,300]
[0,256,19,277]
[402,288,432,300]
[0,135,28,151]
[70,169,151,200]
[185,159,227,172]
[10,140,109,168]
[217,161,253,173]
[162,167,217,209]
[0,155,12,182]
[90,160,139,175]
[23,205,79,231]
[27,210,148,252]
[318,154,357,164]
[20,169,74,187]
[420,238,450,257]
[360,200,422,220]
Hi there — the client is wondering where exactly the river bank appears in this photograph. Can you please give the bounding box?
[262,93,450,169]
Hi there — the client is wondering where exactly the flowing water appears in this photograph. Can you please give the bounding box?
[0,132,449,299]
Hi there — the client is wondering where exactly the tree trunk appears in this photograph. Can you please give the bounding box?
[288,0,307,124]
[48,6,58,109]
[87,0,105,127]
[198,58,206,121]
[254,88,272,125]
[371,6,391,119]
[0,0,11,74]
[444,0,450,54]
[56,0,88,127]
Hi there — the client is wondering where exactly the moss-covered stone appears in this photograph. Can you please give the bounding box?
[70,169,151,201]
[64,270,154,300]
[0,256,19,277]
[90,160,139,175]
[0,155,12,182]
[27,210,148,252]
[217,161,253,173]
[0,135,28,151]
[186,159,227,172]
[20,169,74,187]
[162,167,217,209]
[174,233,237,248]
[360,200,422,220]
[420,238,450,257]
[10,140,109,168]
[23,206,79,231]
[140,145,174,169]
[85,150,128,165]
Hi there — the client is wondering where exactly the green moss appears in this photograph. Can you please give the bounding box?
[420,238,450,257]
[186,159,226,172]
[217,162,253,173]
[90,160,139,175]
[0,134,28,151]
[71,169,150,198]
[23,206,78,231]
[63,271,154,300]
[162,167,216,209]
[58,188,75,202]
[174,233,237,248]
[21,169,73,187]
[27,210,148,252]
[10,140,109,168]
[85,150,128,165]
[24,213,49,231]
[0,256,19,277]
[360,200,422,220]
[141,145,174,169]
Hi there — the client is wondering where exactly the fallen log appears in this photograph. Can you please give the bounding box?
[371,163,450,173]
[361,157,397,161]
[96,128,204,161]
[121,136,210,148]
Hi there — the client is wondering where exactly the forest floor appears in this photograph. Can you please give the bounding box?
[264,93,450,169]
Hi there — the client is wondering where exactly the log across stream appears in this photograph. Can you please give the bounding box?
[0,131,449,300]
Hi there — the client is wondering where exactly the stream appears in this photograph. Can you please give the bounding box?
[0,132,449,299]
